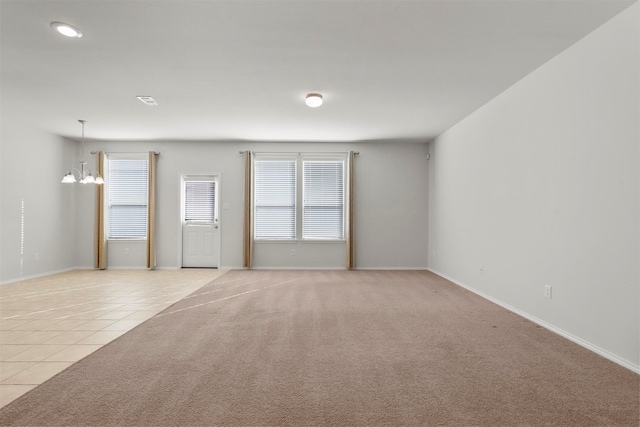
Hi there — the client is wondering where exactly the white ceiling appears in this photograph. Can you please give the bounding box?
[1,0,635,143]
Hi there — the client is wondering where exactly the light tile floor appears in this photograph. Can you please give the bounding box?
[0,268,226,408]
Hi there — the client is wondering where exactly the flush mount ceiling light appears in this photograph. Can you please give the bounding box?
[305,93,323,108]
[61,120,103,184]
[51,22,83,38]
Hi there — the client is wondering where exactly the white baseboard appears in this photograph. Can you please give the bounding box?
[225,266,430,271]
[251,266,348,270]
[0,266,80,286]
[428,268,640,374]
[353,267,430,271]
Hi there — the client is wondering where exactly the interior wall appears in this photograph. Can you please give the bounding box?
[427,4,639,370]
[0,119,80,283]
[74,140,429,270]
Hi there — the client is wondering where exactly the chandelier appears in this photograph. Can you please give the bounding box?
[61,120,103,184]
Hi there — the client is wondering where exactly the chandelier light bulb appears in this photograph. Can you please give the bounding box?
[61,171,77,183]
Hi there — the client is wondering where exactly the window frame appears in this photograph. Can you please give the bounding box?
[183,177,218,224]
[253,153,298,241]
[301,155,346,241]
[253,152,347,242]
[105,153,149,241]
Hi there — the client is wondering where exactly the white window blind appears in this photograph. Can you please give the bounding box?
[303,160,344,239]
[254,160,296,239]
[185,181,216,222]
[108,158,148,239]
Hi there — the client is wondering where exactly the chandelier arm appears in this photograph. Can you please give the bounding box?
[62,120,103,184]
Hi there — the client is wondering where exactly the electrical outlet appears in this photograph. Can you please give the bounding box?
[34,253,39,261]
[124,248,130,255]
[479,266,484,275]
[291,249,296,256]
[544,285,552,299]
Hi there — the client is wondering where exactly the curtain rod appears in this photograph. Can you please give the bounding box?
[239,151,359,155]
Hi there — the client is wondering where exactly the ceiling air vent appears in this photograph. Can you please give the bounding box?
[136,96,158,106]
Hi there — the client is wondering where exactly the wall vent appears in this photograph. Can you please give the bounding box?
[136,96,158,106]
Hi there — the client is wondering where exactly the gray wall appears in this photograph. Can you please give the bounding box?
[69,140,430,271]
[1,136,430,281]
[1,128,429,282]
[0,119,81,282]
[427,4,639,371]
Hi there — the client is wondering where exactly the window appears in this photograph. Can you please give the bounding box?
[185,180,216,222]
[254,160,296,239]
[253,154,346,241]
[303,161,344,239]
[107,155,148,239]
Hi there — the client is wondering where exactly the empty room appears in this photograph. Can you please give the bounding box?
[0,0,638,425]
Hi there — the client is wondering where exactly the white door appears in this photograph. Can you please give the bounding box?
[181,176,219,268]
[182,223,218,267]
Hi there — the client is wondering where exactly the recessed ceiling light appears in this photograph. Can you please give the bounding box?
[51,22,83,38]
[136,96,158,106]
[305,93,323,108]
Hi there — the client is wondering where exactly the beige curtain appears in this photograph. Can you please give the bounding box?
[146,151,158,269]
[243,151,254,268]
[94,151,107,269]
[346,151,355,269]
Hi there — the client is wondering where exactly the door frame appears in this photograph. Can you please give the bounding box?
[178,173,221,268]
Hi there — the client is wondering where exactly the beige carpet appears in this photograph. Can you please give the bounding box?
[0,270,637,426]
